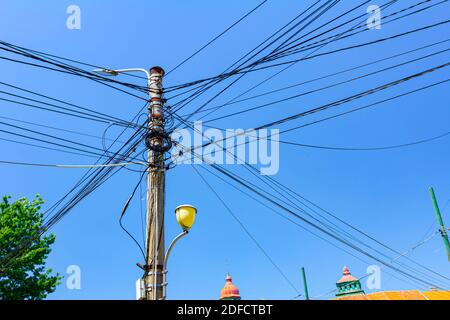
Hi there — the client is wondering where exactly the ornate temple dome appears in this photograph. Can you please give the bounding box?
[337,266,359,283]
[335,265,365,297]
[219,274,241,300]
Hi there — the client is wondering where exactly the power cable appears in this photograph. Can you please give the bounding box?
[119,171,147,260]
[202,48,450,123]
[243,19,450,75]
[192,164,300,294]
[184,38,450,117]
[184,143,450,289]
[169,105,450,288]
[166,0,269,76]
[186,0,398,122]
[278,131,450,151]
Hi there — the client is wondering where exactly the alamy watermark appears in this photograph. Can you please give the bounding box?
[366,264,382,290]
[367,4,382,30]
[66,264,81,290]
[66,5,81,30]
[171,121,280,175]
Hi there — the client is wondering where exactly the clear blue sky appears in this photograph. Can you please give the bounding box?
[1,0,449,300]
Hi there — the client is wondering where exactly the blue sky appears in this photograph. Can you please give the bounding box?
[0,0,450,300]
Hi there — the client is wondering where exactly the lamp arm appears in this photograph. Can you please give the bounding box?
[162,230,188,299]
[113,68,151,80]
[164,230,188,264]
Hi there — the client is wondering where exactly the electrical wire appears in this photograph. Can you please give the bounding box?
[166,0,397,101]
[168,0,331,119]
[169,94,450,288]
[183,38,450,117]
[179,0,398,123]
[165,0,269,76]
[0,115,126,143]
[241,19,450,75]
[312,230,442,299]
[119,171,147,260]
[0,81,136,127]
[201,48,450,123]
[197,160,450,294]
[169,106,450,288]
[277,131,450,151]
[0,160,145,168]
[183,144,450,289]
[191,164,300,294]
[266,0,448,63]
[182,62,450,161]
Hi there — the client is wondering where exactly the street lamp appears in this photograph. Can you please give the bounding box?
[93,68,150,79]
[162,204,197,299]
[93,68,151,98]
[175,204,197,231]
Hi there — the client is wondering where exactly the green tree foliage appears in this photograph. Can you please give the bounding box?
[0,195,62,300]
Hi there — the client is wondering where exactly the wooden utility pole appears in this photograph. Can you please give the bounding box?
[144,67,166,300]
[429,187,450,262]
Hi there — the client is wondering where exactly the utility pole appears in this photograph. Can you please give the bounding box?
[429,187,450,262]
[301,267,310,300]
[94,66,178,300]
[145,66,166,300]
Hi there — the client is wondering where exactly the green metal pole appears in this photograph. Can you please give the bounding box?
[301,267,310,300]
[429,187,450,262]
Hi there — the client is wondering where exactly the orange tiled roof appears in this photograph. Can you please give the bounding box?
[335,290,450,300]
[422,290,450,300]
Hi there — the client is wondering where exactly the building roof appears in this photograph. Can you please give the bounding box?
[219,274,241,300]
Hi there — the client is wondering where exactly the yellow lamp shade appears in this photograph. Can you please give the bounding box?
[175,204,197,231]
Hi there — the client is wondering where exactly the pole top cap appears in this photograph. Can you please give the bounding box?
[150,66,165,76]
